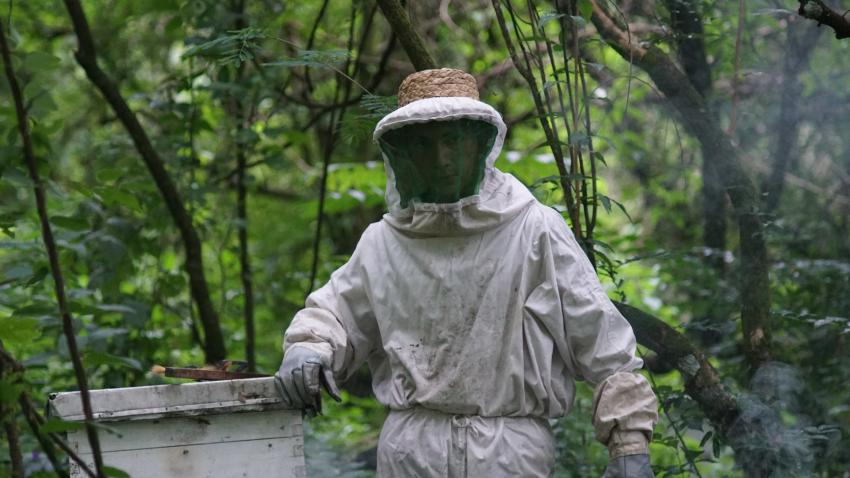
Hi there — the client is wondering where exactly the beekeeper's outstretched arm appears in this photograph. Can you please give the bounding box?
[541,208,659,477]
[274,226,379,415]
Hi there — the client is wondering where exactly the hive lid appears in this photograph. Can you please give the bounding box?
[49,377,287,422]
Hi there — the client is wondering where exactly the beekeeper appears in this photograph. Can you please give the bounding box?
[275,68,658,477]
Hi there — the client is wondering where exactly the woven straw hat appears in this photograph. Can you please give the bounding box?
[397,68,479,107]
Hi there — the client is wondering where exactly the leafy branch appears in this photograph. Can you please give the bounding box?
[0,19,105,478]
[62,0,227,363]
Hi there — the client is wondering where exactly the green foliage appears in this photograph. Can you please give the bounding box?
[0,0,848,476]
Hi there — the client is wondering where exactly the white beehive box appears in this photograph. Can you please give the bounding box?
[48,377,305,478]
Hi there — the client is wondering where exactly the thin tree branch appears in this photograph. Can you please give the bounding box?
[615,302,740,434]
[0,20,106,478]
[19,393,96,477]
[0,345,93,477]
[0,343,67,476]
[375,0,437,70]
[228,0,256,372]
[1,364,24,478]
[491,0,582,238]
[62,0,226,363]
[798,0,850,39]
[18,395,68,478]
[3,420,24,478]
[307,2,375,295]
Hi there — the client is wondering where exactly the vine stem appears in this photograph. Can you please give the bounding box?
[639,349,706,478]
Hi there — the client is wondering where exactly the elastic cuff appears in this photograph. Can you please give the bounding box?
[607,430,649,459]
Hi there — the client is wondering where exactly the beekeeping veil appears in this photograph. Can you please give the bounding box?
[373,69,532,235]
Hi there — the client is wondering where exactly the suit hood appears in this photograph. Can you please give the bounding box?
[373,97,535,236]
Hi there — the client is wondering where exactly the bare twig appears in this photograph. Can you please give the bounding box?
[0,19,106,478]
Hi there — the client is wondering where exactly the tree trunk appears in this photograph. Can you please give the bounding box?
[375,0,436,70]
[590,0,772,371]
[763,21,821,212]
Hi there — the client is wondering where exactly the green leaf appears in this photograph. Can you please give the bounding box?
[50,215,89,231]
[596,193,633,222]
[3,263,32,282]
[22,52,60,72]
[95,168,124,182]
[359,94,397,116]
[539,12,565,27]
[592,151,607,166]
[29,92,57,119]
[103,466,131,478]
[264,49,351,69]
[12,303,56,317]
[699,431,714,448]
[25,266,48,287]
[182,28,266,66]
[599,194,612,213]
[568,15,586,29]
[0,316,42,345]
[96,187,142,211]
[40,418,86,434]
[85,351,143,371]
[96,304,138,315]
[0,378,25,404]
[578,0,593,20]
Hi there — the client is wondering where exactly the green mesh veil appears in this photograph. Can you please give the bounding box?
[377,119,498,208]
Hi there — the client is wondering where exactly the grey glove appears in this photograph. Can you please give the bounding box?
[602,454,653,478]
[274,346,341,417]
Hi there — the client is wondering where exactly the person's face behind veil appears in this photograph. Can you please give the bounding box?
[379,119,498,208]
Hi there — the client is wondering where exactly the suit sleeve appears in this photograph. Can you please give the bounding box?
[283,227,379,382]
[543,209,658,457]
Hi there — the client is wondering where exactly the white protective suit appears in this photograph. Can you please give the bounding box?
[284,96,658,477]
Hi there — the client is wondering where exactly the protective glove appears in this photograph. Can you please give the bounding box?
[274,346,341,417]
[601,454,653,478]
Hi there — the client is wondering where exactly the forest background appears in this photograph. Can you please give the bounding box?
[1,0,849,476]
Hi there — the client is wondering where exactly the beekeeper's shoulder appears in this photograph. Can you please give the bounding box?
[524,200,572,236]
